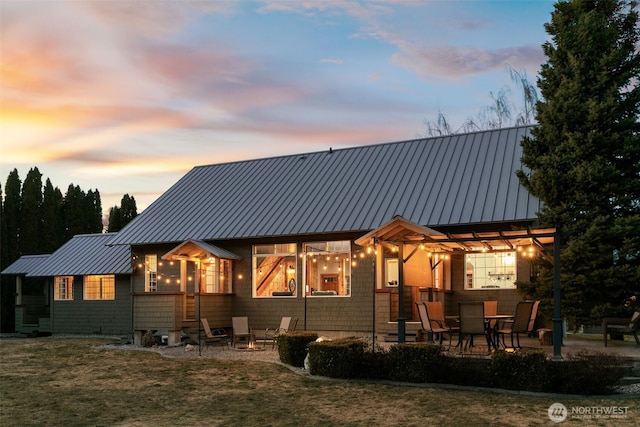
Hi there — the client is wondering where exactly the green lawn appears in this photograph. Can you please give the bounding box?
[0,338,637,426]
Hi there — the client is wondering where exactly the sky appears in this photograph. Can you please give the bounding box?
[0,0,556,216]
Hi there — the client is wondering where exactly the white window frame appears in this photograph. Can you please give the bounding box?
[303,240,351,297]
[203,257,233,294]
[252,243,297,298]
[145,254,158,292]
[465,249,517,290]
[54,276,74,300]
[84,275,115,300]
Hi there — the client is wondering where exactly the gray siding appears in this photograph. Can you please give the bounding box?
[51,275,132,336]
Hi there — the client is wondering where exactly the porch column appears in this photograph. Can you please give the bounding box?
[397,243,405,343]
[16,276,22,306]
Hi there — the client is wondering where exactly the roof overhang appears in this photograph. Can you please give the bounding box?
[355,216,556,261]
[162,239,241,262]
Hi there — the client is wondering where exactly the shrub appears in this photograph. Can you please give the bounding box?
[547,351,627,395]
[490,349,549,392]
[444,356,493,388]
[308,338,368,378]
[277,331,318,367]
[141,330,157,348]
[387,344,448,383]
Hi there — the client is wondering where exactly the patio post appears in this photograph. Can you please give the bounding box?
[552,229,563,360]
[397,242,405,343]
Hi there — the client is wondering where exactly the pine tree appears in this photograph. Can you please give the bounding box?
[3,170,21,262]
[18,167,43,255]
[42,179,64,253]
[107,194,137,232]
[517,0,640,327]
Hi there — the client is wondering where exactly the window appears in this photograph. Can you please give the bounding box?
[203,258,232,293]
[145,254,158,292]
[54,276,74,300]
[84,275,115,300]
[465,250,517,289]
[304,241,351,296]
[253,244,297,297]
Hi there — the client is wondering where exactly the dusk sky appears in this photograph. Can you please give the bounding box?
[1,0,556,214]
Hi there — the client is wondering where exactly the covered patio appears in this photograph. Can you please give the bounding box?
[355,216,562,358]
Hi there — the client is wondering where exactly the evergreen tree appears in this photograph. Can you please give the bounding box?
[107,205,122,232]
[517,0,640,327]
[86,189,103,233]
[3,170,21,262]
[120,194,137,227]
[107,194,137,232]
[18,167,43,255]
[42,179,64,253]
[62,184,87,241]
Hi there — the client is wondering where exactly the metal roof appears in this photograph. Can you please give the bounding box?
[26,233,132,277]
[108,125,540,246]
[162,239,242,261]
[1,254,51,275]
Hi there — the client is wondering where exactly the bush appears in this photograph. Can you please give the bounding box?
[444,356,493,388]
[547,351,627,395]
[387,344,448,383]
[490,349,549,392]
[141,330,157,348]
[308,339,368,378]
[277,331,318,367]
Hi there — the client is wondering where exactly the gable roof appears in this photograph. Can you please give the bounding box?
[1,254,51,275]
[108,125,540,246]
[162,239,242,261]
[26,233,131,277]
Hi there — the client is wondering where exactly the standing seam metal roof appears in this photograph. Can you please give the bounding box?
[107,126,540,246]
[26,233,132,277]
[1,254,51,275]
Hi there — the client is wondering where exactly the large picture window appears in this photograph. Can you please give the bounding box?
[253,244,297,297]
[203,258,232,293]
[145,254,158,292]
[465,250,517,289]
[84,275,115,300]
[304,240,351,297]
[54,276,74,300]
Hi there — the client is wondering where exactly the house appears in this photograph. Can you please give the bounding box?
[2,233,132,336]
[97,125,554,346]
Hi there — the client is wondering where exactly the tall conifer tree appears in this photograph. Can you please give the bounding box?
[18,167,43,255]
[518,0,640,326]
[42,179,64,253]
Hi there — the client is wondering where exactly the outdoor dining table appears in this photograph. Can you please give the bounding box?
[484,314,514,350]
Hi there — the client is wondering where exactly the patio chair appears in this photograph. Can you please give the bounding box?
[426,301,460,332]
[527,300,540,337]
[255,316,292,349]
[232,316,254,348]
[603,311,640,347]
[496,301,534,350]
[416,302,455,349]
[458,302,492,353]
[200,318,228,349]
[484,300,498,329]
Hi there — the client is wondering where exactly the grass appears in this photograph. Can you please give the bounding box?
[0,338,638,427]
